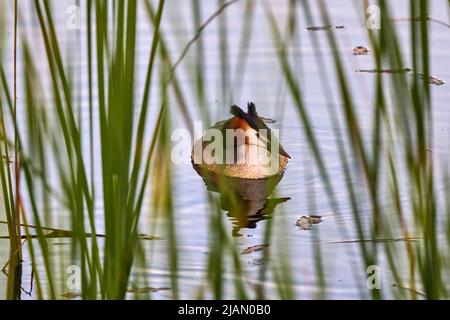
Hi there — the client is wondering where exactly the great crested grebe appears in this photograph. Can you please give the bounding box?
[192,102,290,179]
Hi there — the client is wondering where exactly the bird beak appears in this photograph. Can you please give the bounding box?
[278,145,291,159]
[257,132,291,159]
[230,104,291,159]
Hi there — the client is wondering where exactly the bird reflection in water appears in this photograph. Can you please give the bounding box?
[192,165,290,237]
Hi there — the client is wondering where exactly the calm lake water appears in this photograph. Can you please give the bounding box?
[0,0,449,299]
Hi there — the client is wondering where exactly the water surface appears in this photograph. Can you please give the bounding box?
[0,0,449,299]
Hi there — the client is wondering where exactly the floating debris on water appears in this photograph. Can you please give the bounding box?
[352,46,370,55]
[248,258,265,266]
[307,25,331,31]
[356,67,445,85]
[48,230,162,240]
[241,244,269,255]
[127,287,171,294]
[415,73,445,85]
[61,291,81,299]
[45,230,76,238]
[390,15,450,29]
[322,236,420,244]
[356,68,412,74]
[391,283,427,297]
[306,25,344,31]
[139,234,163,240]
[296,215,323,230]
[52,242,70,246]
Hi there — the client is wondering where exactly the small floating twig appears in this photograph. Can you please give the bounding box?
[392,283,427,298]
[241,244,269,255]
[62,287,171,299]
[127,287,171,294]
[322,236,420,244]
[356,68,412,74]
[0,220,163,240]
[139,234,163,240]
[248,258,265,266]
[390,15,450,29]
[0,232,162,240]
[415,72,445,86]
[356,68,445,85]
[306,24,344,31]
[61,291,81,299]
